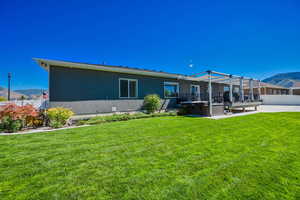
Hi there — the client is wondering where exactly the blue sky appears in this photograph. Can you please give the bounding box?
[1,0,300,89]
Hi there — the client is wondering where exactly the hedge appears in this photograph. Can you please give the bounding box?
[78,112,177,125]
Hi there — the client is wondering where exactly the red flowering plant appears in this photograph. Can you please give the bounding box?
[0,103,39,133]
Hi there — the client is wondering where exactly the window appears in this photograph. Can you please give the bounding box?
[224,86,230,92]
[164,82,179,98]
[119,78,138,98]
[234,87,240,93]
[190,85,200,95]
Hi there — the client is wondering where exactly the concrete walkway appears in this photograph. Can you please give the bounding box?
[209,111,260,119]
[258,105,300,112]
[0,125,90,136]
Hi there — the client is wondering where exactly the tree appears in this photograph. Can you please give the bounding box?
[0,96,7,102]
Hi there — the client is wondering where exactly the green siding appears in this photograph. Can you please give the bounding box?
[49,65,222,102]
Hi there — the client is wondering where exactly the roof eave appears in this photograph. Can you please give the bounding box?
[33,58,202,81]
[33,58,50,71]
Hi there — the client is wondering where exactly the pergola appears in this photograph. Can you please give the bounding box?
[191,70,262,116]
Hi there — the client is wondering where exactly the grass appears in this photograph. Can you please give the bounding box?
[0,113,300,200]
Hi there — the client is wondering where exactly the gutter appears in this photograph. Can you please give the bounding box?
[33,58,201,82]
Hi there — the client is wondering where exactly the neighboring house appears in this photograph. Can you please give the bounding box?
[35,58,227,115]
[291,87,300,95]
[259,82,290,95]
[289,82,300,95]
[244,82,289,96]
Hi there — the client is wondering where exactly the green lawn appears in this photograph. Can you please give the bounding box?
[0,113,300,200]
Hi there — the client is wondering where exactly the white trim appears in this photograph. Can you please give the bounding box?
[119,78,138,98]
[164,82,179,98]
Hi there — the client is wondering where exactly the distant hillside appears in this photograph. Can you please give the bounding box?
[14,89,46,99]
[0,87,47,100]
[0,86,26,100]
[14,89,44,97]
[263,72,300,88]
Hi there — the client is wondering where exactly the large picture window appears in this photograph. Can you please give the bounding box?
[119,78,138,98]
[164,82,179,98]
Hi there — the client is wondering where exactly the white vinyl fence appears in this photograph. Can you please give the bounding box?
[261,95,300,105]
[0,99,49,109]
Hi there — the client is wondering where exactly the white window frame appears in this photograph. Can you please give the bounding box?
[190,84,200,95]
[164,82,179,98]
[119,78,138,98]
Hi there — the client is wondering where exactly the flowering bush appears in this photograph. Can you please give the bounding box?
[0,104,38,120]
[46,107,74,128]
[0,103,39,132]
[26,113,45,128]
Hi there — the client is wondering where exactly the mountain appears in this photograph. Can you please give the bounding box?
[14,89,44,98]
[0,86,26,100]
[263,72,300,88]
[0,87,47,100]
[14,89,43,96]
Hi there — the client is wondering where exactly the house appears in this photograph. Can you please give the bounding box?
[243,82,290,96]
[290,87,300,95]
[259,82,290,95]
[34,58,261,116]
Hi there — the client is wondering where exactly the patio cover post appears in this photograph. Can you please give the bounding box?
[249,79,254,101]
[258,80,261,100]
[229,75,233,102]
[208,71,213,116]
[240,77,244,102]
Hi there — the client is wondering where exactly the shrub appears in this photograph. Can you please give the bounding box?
[0,96,7,102]
[46,107,74,128]
[0,103,39,132]
[177,107,189,116]
[25,112,45,128]
[20,95,26,101]
[0,104,38,120]
[84,112,176,125]
[143,94,161,113]
[76,120,88,126]
[0,117,23,133]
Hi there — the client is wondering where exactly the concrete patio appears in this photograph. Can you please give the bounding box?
[209,105,300,119]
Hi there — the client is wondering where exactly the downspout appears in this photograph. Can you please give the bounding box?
[249,79,254,101]
[208,70,213,116]
[229,75,233,103]
[258,80,261,101]
[239,77,244,102]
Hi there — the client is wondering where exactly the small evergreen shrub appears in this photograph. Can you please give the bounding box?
[0,116,23,133]
[46,107,74,128]
[143,94,161,113]
[177,107,189,116]
[76,120,88,126]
